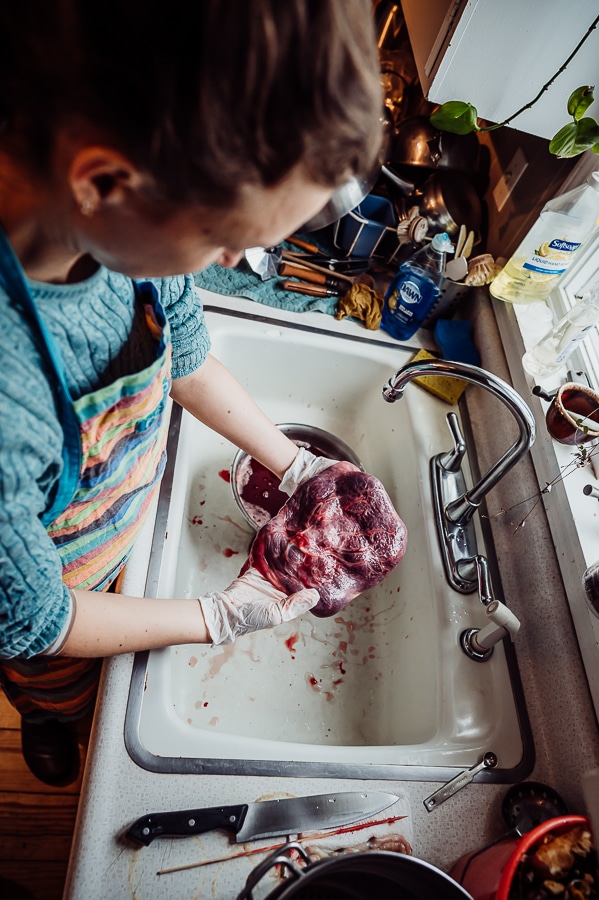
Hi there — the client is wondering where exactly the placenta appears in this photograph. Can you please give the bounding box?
[242,462,408,617]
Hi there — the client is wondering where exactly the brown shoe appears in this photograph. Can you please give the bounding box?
[21,718,80,787]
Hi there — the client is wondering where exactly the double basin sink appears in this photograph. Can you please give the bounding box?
[125,299,533,782]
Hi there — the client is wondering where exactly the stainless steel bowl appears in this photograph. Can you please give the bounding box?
[301,173,374,232]
[231,423,363,530]
[301,118,392,232]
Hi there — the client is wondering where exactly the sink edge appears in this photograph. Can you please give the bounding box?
[124,307,535,784]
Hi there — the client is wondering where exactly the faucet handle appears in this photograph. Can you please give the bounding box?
[456,554,493,605]
[438,412,467,474]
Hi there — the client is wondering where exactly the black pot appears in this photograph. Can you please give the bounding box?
[390,116,480,174]
[237,843,475,900]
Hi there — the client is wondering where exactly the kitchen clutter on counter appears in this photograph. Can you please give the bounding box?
[60,4,599,899]
[453,815,598,900]
[194,24,499,359]
[237,842,473,900]
[124,788,599,900]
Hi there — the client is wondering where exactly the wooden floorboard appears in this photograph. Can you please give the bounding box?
[0,691,90,900]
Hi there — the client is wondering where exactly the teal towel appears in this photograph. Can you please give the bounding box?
[194,259,338,316]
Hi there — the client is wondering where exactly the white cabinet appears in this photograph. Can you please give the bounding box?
[400,0,599,140]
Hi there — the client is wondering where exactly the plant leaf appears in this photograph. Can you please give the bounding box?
[567,85,595,120]
[430,101,478,135]
[549,117,599,158]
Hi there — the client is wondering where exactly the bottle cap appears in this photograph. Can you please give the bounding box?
[431,232,454,254]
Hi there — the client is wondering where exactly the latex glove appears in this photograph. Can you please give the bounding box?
[199,567,318,645]
[279,447,338,497]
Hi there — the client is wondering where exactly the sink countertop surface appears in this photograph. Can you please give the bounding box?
[65,291,599,900]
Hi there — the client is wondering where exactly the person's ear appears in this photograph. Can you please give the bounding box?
[68,147,145,217]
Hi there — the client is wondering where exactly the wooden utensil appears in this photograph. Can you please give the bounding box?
[281,280,342,297]
[278,261,348,291]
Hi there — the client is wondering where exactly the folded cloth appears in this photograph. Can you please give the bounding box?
[194,260,338,315]
[335,282,384,330]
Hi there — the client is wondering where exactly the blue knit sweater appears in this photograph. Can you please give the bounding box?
[0,268,210,658]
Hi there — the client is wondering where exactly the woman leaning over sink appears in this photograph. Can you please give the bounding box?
[0,0,383,787]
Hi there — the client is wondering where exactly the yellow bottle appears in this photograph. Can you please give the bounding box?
[490,172,599,304]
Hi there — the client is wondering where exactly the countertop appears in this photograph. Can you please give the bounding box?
[65,291,599,900]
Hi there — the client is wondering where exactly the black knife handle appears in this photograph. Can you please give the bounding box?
[126,804,249,846]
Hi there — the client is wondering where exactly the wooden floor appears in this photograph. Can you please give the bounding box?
[0,691,91,900]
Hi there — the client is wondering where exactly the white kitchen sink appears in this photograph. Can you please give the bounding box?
[125,302,533,781]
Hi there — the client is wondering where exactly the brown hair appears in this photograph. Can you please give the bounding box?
[0,0,382,207]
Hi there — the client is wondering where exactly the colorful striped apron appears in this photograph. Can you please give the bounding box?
[0,233,172,721]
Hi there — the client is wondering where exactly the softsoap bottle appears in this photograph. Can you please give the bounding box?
[522,282,599,377]
[381,232,453,340]
[490,172,599,304]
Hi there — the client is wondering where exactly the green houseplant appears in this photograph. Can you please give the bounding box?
[429,14,599,159]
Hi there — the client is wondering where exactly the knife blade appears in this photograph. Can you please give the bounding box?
[125,790,398,847]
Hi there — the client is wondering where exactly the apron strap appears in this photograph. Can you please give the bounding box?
[0,227,82,525]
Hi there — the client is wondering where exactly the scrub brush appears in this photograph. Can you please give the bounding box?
[465,254,501,286]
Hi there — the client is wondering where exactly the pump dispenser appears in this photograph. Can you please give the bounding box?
[381,232,453,341]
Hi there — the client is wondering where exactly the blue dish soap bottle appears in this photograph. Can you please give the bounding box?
[381,232,453,340]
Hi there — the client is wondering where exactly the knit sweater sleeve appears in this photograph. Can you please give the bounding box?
[153,274,211,380]
[0,292,72,658]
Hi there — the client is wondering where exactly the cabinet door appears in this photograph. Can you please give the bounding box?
[401,0,599,140]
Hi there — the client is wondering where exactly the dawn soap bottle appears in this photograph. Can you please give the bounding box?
[381,232,453,341]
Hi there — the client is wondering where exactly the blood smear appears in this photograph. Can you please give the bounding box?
[285,633,299,654]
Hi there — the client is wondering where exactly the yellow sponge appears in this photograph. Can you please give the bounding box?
[410,349,467,405]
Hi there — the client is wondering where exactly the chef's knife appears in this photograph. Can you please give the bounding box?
[126,790,398,847]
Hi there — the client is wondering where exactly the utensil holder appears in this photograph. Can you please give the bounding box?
[421,279,471,328]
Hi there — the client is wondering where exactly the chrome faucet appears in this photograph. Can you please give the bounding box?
[383,358,536,525]
[382,358,536,595]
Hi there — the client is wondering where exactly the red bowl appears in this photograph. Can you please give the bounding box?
[495,814,590,900]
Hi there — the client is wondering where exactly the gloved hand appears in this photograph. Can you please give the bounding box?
[199,567,318,645]
[279,447,337,497]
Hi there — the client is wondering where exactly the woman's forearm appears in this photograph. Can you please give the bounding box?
[171,353,298,479]
[59,589,211,657]
[56,357,308,658]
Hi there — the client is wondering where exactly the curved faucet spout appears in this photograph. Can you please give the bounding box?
[383,358,536,526]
